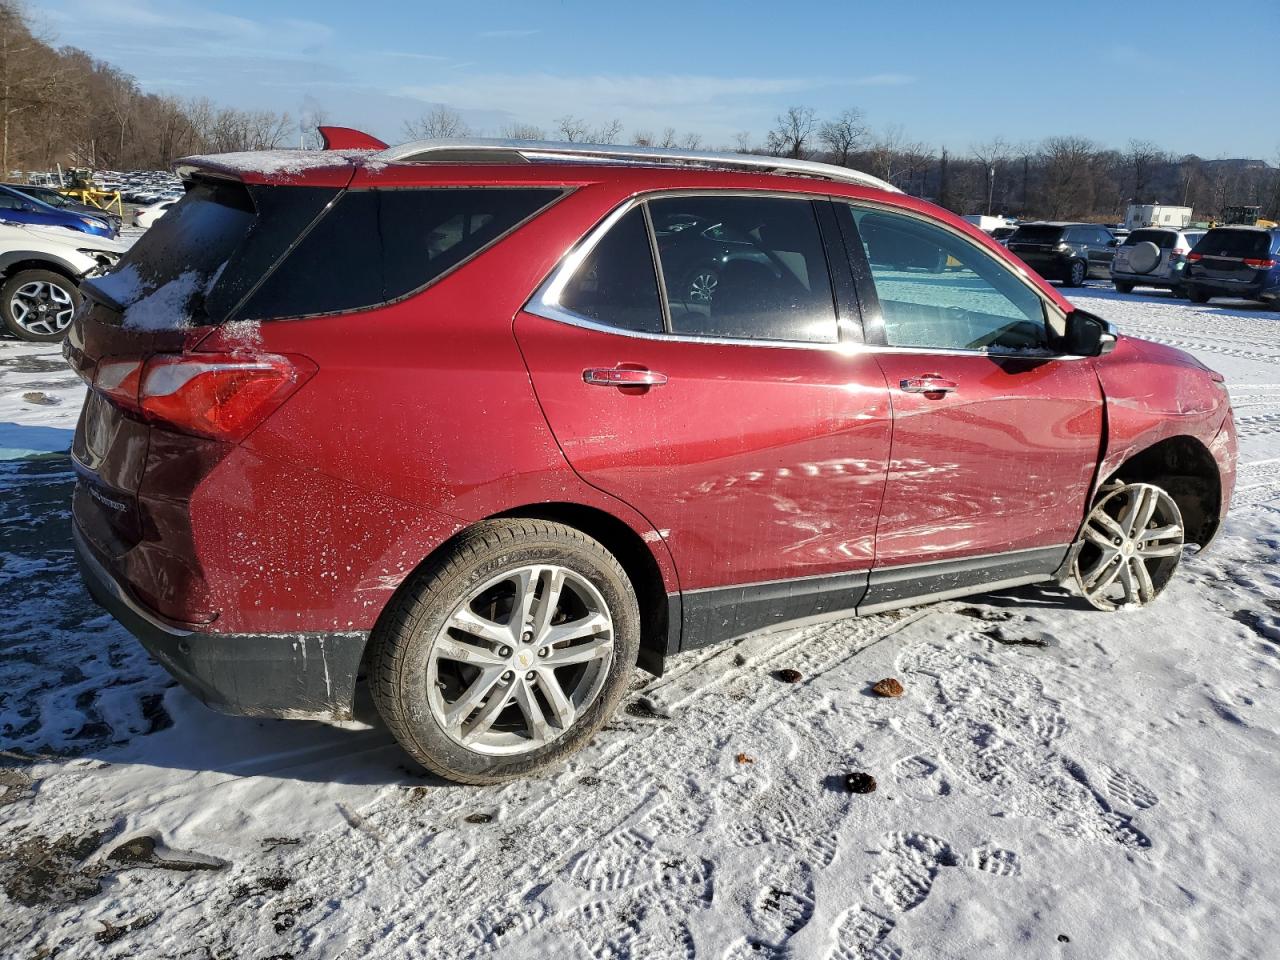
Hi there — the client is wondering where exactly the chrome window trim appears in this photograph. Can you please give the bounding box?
[524,189,1090,361]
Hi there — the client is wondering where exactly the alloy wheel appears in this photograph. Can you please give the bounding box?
[688,271,718,303]
[1070,260,1086,286]
[10,280,75,337]
[426,564,615,755]
[1073,483,1184,611]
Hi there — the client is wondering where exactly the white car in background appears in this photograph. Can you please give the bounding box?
[133,198,177,229]
[0,222,130,342]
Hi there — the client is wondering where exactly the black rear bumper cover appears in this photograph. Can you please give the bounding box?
[74,524,368,721]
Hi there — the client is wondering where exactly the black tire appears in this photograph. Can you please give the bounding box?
[1187,286,1211,304]
[1065,259,1087,287]
[1113,280,1135,294]
[369,519,640,784]
[0,269,80,342]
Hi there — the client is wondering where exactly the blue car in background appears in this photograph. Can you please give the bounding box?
[0,184,114,237]
[1185,227,1280,305]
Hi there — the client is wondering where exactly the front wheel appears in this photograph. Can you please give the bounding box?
[1073,482,1184,611]
[369,519,640,784]
[1113,280,1134,294]
[1,269,81,342]
[1065,259,1087,287]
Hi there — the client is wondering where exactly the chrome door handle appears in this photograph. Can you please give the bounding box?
[900,374,958,395]
[583,367,668,387]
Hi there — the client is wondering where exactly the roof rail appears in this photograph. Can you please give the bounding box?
[374,137,901,193]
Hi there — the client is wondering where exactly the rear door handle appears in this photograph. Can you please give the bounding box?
[900,374,958,395]
[583,367,668,387]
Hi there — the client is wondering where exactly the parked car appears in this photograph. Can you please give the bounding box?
[133,199,178,229]
[1184,227,1280,304]
[0,222,129,341]
[67,138,1237,783]
[991,225,1018,245]
[0,184,114,237]
[1110,227,1206,294]
[3,183,122,236]
[1006,222,1118,286]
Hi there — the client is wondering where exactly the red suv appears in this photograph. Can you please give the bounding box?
[67,134,1237,783]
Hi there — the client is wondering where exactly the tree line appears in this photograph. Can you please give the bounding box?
[4,1,1276,223]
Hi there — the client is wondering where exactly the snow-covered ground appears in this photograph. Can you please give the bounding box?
[1,285,1278,959]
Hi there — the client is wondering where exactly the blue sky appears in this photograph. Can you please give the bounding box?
[40,0,1279,157]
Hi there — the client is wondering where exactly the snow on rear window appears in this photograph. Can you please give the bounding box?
[121,270,202,331]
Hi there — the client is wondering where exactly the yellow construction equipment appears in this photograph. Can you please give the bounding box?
[59,168,124,218]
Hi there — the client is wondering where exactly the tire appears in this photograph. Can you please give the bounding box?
[1187,286,1211,304]
[1065,259,1087,287]
[1113,280,1135,294]
[369,519,641,784]
[1,269,80,342]
[1073,482,1184,611]
[1127,241,1161,275]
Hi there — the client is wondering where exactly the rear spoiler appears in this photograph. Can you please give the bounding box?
[316,126,387,150]
[173,149,365,188]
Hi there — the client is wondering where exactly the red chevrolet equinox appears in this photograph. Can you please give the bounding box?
[66,131,1237,783]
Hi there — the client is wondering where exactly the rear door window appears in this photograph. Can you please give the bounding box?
[556,207,664,334]
[649,195,838,343]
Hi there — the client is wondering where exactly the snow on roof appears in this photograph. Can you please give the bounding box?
[176,149,373,180]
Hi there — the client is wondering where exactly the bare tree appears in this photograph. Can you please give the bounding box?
[499,121,545,140]
[404,105,470,140]
[733,131,753,153]
[1040,135,1099,219]
[765,106,816,159]
[1124,139,1166,203]
[818,108,868,166]
[865,125,933,192]
[970,137,1010,215]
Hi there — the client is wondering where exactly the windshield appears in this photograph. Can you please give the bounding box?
[1124,229,1176,249]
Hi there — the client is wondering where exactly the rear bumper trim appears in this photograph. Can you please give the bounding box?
[74,524,368,721]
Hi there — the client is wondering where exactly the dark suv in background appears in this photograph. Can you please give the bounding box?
[1007,222,1118,286]
[1185,227,1280,305]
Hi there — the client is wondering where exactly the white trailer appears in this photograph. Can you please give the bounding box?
[1125,204,1193,229]
[962,214,1013,234]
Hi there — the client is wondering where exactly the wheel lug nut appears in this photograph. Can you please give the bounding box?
[499,646,512,658]
[537,647,549,658]
[502,670,514,683]
[522,631,533,643]
[526,671,536,681]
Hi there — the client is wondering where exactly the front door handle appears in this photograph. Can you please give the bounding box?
[900,374,958,395]
[583,367,668,387]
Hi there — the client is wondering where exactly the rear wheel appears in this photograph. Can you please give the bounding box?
[1,269,80,342]
[1073,482,1184,611]
[1113,280,1134,294]
[369,519,640,784]
[1187,286,1211,304]
[1066,259,1087,287]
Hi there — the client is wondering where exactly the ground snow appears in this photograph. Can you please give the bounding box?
[1,284,1278,958]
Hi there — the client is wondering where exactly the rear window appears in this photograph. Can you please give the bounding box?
[1193,229,1270,259]
[238,187,564,321]
[1124,229,1176,249]
[1009,225,1063,243]
[87,178,335,327]
[87,182,563,328]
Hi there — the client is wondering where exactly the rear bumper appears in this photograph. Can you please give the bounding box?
[1014,253,1071,279]
[74,524,368,721]
[1185,276,1266,299]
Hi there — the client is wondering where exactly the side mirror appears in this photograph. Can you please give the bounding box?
[1107,238,1120,247]
[1065,310,1118,356]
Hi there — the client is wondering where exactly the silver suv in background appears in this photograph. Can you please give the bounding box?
[1110,227,1205,295]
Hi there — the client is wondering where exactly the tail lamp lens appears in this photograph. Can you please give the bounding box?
[89,352,314,441]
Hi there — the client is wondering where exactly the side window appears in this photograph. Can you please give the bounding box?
[557,207,664,334]
[648,196,838,343]
[848,206,1049,352]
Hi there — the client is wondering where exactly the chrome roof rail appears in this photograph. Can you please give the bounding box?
[374,137,901,193]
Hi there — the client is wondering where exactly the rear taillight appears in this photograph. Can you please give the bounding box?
[87,352,315,441]
[1172,247,1189,256]
[1243,258,1277,269]
[1187,252,1203,262]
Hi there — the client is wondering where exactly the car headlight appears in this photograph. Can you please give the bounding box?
[77,248,121,272]
[78,216,107,228]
